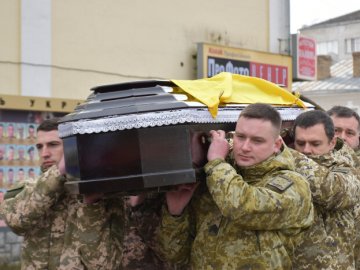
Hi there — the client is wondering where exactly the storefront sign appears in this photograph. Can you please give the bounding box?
[197,43,292,89]
[292,34,317,81]
[0,94,82,112]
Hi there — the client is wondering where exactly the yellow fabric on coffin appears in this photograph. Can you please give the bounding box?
[172,72,306,118]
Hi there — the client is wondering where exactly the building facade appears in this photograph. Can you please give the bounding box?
[299,10,360,62]
[0,0,291,100]
[293,10,360,111]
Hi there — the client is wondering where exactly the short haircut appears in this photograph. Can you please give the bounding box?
[37,118,59,132]
[327,106,360,130]
[240,103,282,135]
[293,110,334,141]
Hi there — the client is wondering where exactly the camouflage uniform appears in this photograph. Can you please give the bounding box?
[0,165,124,270]
[290,140,360,270]
[121,193,178,270]
[354,148,360,270]
[156,146,314,269]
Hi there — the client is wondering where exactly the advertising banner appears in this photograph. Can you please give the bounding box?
[292,34,317,81]
[197,43,292,89]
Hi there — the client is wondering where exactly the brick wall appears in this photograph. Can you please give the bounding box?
[317,55,332,80]
[353,52,360,77]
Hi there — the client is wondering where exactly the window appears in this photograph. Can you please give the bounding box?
[345,37,360,54]
[317,41,338,55]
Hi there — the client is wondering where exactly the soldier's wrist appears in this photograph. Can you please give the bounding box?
[204,158,225,174]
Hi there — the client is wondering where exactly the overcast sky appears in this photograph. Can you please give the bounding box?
[290,0,360,33]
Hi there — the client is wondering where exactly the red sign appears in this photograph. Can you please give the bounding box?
[297,35,317,80]
[250,62,288,87]
[198,43,293,89]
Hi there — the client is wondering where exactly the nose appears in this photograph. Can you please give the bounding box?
[302,143,312,155]
[339,131,347,141]
[241,139,251,152]
[40,146,51,158]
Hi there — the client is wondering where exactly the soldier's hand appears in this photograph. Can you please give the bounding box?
[207,130,230,161]
[166,183,199,216]
[128,194,146,207]
[83,193,104,204]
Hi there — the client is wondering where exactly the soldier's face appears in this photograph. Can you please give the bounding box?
[233,117,282,167]
[294,123,336,155]
[36,130,63,171]
[7,125,14,137]
[18,170,25,181]
[331,116,360,150]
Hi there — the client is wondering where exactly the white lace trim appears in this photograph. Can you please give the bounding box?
[58,108,306,137]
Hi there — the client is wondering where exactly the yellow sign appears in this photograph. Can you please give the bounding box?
[197,43,293,90]
[0,94,82,113]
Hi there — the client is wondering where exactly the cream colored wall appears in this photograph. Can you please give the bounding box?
[0,0,21,95]
[0,0,270,100]
[51,0,269,100]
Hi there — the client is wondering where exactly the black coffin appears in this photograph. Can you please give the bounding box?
[62,123,234,194]
[58,80,307,194]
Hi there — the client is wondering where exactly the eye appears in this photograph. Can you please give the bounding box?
[346,131,356,137]
[236,134,246,140]
[295,141,305,147]
[311,142,321,147]
[252,138,264,144]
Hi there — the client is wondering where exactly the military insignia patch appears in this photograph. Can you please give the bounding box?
[267,176,293,192]
[4,183,25,199]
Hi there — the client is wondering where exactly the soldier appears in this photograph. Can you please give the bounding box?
[327,106,360,269]
[291,110,360,269]
[0,123,4,142]
[26,124,36,142]
[6,123,16,142]
[155,103,314,269]
[121,193,180,270]
[0,168,4,188]
[0,118,124,270]
[328,105,360,151]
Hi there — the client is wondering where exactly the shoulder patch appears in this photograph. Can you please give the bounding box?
[332,167,350,174]
[4,183,25,200]
[267,175,293,192]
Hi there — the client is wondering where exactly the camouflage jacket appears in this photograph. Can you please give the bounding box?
[121,193,181,270]
[290,140,360,270]
[353,148,360,270]
[0,166,124,270]
[156,146,314,269]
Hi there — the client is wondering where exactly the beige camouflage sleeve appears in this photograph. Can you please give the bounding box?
[60,196,125,270]
[291,149,360,210]
[154,205,193,266]
[204,158,313,230]
[0,165,65,235]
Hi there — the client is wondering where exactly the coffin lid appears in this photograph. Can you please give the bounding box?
[58,73,312,138]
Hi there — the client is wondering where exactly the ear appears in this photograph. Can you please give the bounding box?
[329,136,336,150]
[274,136,283,153]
